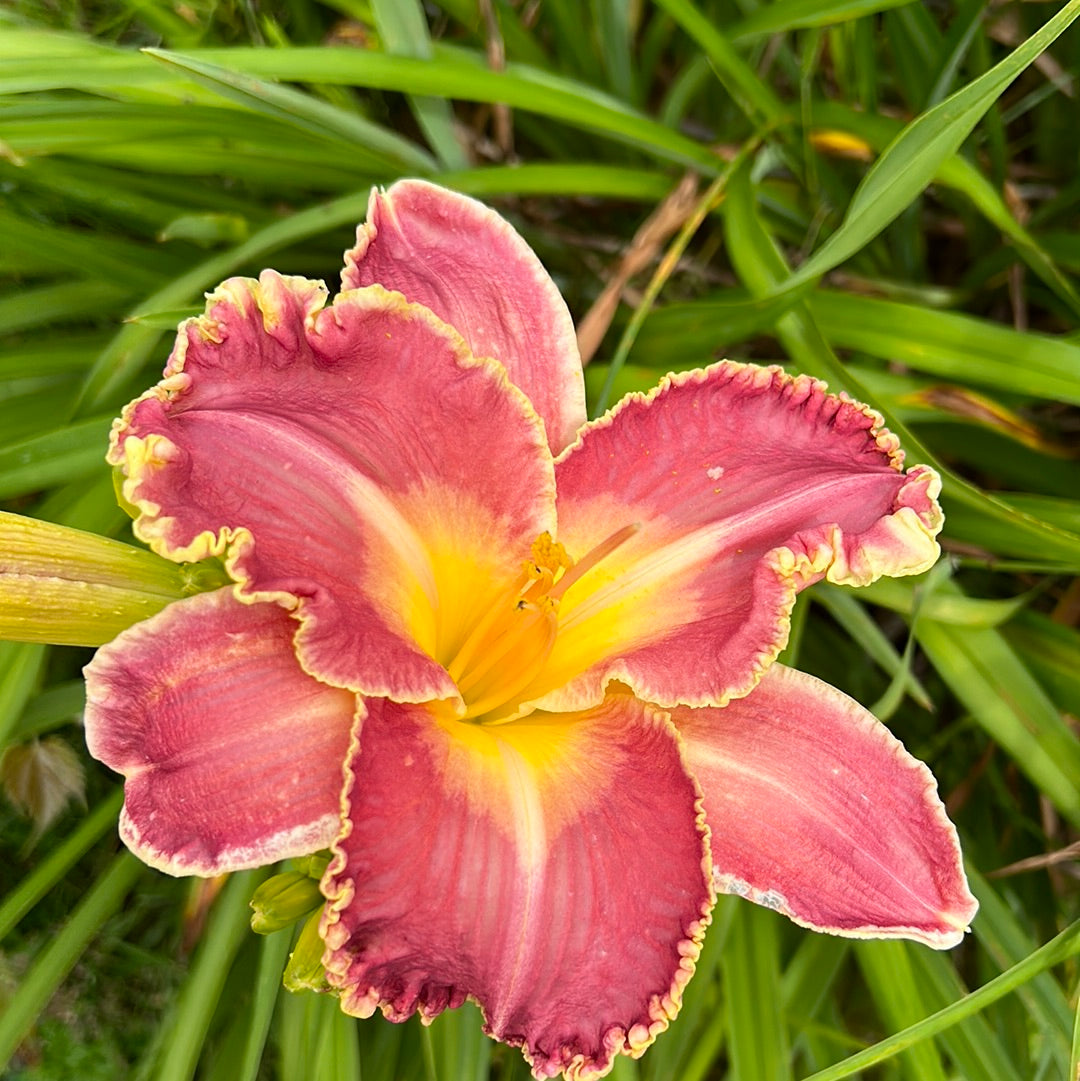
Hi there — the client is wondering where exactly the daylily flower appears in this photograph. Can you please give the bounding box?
[84,180,977,1080]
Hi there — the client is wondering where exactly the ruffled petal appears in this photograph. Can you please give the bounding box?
[111,272,556,703]
[321,694,712,1080]
[675,664,977,948]
[342,180,587,454]
[83,589,357,876]
[536,361,941,711]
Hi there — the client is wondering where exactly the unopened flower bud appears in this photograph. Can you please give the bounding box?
[283,910,329,992]
[250,871,323,935]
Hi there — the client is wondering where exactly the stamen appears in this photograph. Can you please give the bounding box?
[445,566,532,684]
[461,611,559,721]
[521,566,556,603]
[456,599,555,696]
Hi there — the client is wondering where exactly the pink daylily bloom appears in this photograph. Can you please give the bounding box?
[84,181,977,1080]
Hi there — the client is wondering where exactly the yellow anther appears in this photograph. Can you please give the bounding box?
[530,531,572,574]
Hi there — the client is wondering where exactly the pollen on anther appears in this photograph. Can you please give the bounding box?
[530,531,572,573]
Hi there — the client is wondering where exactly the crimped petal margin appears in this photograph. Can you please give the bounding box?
[320,694,713,1080]
[674,664,977,948]
[110,271,556,705]
[535,361,942,713]
[342,179,587,454]
[84,589,357,876]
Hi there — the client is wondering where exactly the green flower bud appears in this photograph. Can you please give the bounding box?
[291,852,331,880]
[0,511,189,646]
[283,910,329,993]
[250,871,323,935]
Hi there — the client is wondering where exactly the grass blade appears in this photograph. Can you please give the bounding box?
[814,587,933,712]
[807,291,1080,405]
[0,417,113,500]
[731,0,914,42]
[371,0,469,170]
[967,867,1072,1074]
[149,869,266,1081]
[722,905,792,1081]
[856,941,948,1081]
[0,789,124,940]
[0,852,145,1071]
[906,945,1029,1081]
[787,0,1080,287]
[802,919,1080,1081]
[166,45,723,171]
[917,591,1080,829]
[235,916,291,1081]
[0,641,46,748]
[652,0,786,127]
[142,48,437,174]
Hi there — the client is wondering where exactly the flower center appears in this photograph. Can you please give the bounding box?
[445,524,640,723]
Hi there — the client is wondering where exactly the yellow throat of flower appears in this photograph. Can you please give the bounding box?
[444,525,639,723]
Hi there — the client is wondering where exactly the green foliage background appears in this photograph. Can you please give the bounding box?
[1,0,1079,1078]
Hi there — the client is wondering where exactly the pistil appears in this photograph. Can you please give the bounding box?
[547,522,641,600]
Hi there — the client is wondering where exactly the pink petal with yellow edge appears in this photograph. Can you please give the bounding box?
[536,361,942,712]
[83,589,357,876]
[342,180,587,454]
[675,664,977,948]
[321,695,713,1080]
[111,271,556,703]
